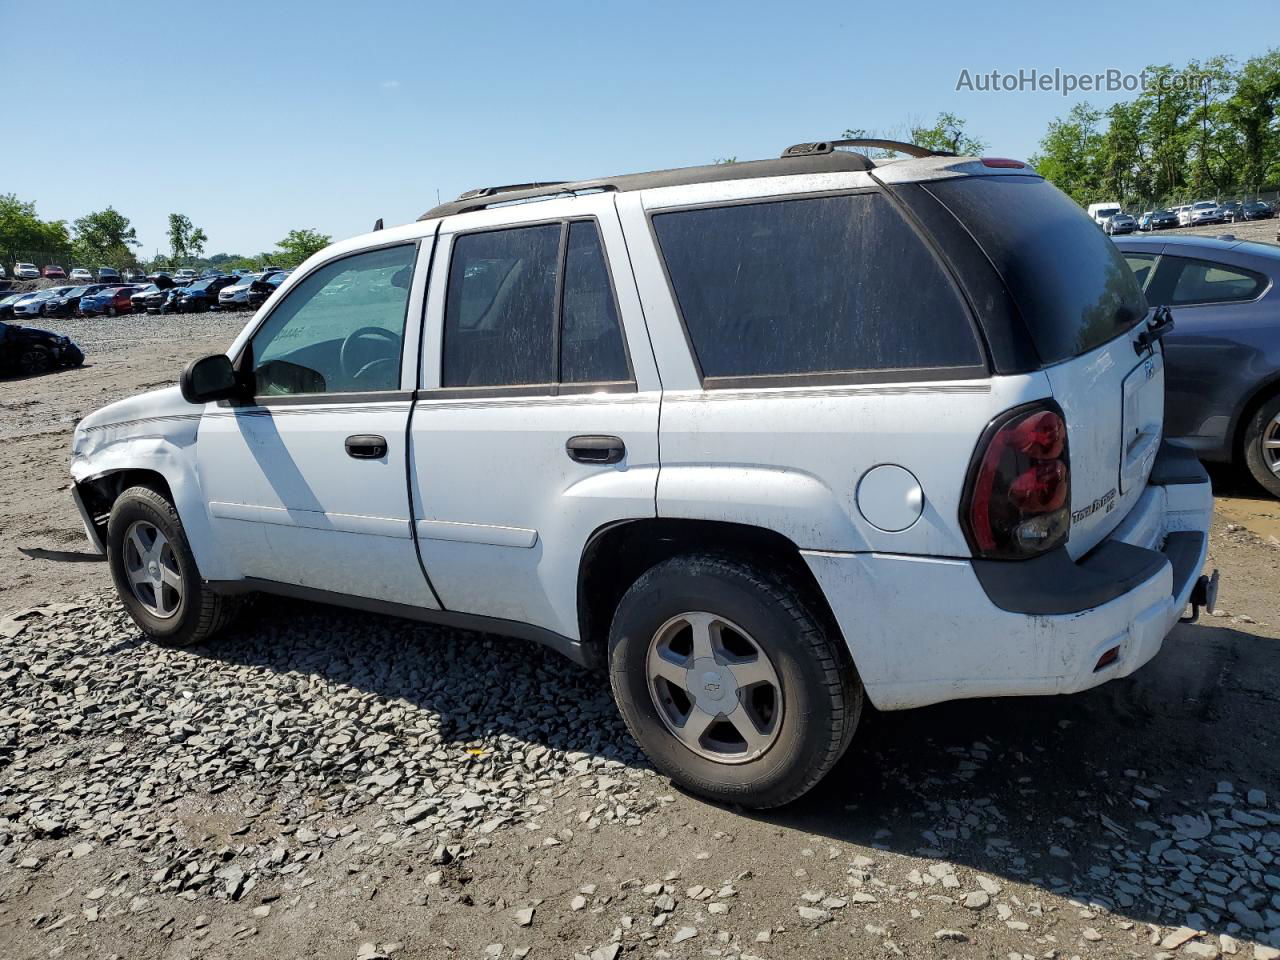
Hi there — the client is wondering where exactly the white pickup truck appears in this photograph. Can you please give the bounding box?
[70,140,1215,807]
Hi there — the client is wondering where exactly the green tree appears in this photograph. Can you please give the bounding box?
[188,226,208,260]
[1029,103,1104,204]
[167,213,193,262]
[908,112,987,155]
[1183,56,1235,196]
[275,228,332,267]
[0,194,71,258]
[72,208,140,268]
[1134,63,1197,201]
[1222,49,1280,191]
[1098,100,1146,204]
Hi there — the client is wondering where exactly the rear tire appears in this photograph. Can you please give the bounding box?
[608,553,861,808]
[1242,394,1280,499]
[106,485,240,646]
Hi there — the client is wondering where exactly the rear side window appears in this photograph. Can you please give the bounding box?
[1158,256,1268,306]
[443,220,632,389]
[561,221,629,383]
[652,193,982,381]
[927,176,1148,364]
[443,225,560,388]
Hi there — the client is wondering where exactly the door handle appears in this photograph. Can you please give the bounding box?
[566,435,625,465]
[345,434,388,459]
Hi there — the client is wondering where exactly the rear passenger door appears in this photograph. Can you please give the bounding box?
[1140,251,1274,442]
[409,195,660,642]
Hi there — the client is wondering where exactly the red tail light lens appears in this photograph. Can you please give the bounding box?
[963,402,1070,559]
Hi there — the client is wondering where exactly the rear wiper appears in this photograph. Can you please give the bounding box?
[1134,305,1175,355]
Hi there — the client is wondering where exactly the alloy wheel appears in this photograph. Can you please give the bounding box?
[646,612,783,764]
[1264,412,1280,477]
[122,520,182,619]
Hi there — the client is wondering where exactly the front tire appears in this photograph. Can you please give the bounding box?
[1243,394,1280,499]
[608,554,861,808]
[18,346,51,375]
[107,485,239,646]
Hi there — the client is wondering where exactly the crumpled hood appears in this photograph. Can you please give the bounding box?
[71,385,200,478]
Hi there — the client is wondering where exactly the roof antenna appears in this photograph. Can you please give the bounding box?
[373,218,384,232]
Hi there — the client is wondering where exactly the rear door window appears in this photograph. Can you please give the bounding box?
[560,221,629,383]
[442,224,560,388]
[926,175,1148,364]
[1149,256,1269,306]
[651,192,984,383]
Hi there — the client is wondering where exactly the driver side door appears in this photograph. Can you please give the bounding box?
[194,240,440,608]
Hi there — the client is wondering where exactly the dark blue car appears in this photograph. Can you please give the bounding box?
[174,275,237,312]
[1115,234,1280,497]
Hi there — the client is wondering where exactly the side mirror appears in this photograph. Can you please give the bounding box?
[181,354,245,404]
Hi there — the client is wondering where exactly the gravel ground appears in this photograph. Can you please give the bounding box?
[3,303,1280,960]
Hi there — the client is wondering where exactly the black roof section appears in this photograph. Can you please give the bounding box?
[420,149,879,220]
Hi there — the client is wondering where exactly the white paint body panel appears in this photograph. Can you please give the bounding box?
[194,398,436,607]
[408,194,661,640]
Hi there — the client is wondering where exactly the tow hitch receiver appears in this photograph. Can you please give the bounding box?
[1181,569,1220,624]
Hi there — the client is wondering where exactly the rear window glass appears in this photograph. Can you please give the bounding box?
[652,193,983,380]
[928,176,1148,364]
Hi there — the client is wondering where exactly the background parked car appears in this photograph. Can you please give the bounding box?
[245,269,289,309]
[129,282,174,312]
[0,292,26,319]
[1104,212,1137,235]
[96,267,121,284]
[44,284,106,318]
[79,285,137,317]
[174,275,236,312]
[122,268,147,283]
[12,287,74,319]
[13,263,40,279]
[1139,209,1180,230]
[41,265,66,279]
[1179,201,1225,226]
[1087,201,1122,226]
[1228,200,1275,222]
[0,319,84,376]
[1116,234,1280,497]
[173,269,197,281]
[0,264,6,278]
[69,268,93,282]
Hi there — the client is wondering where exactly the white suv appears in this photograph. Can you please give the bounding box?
[70,140,1215,807]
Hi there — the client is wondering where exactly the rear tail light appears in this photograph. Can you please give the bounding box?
[980,157,1026,168]
[962,402,1070,560]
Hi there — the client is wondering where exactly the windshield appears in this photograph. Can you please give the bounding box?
[1193,202,1216,209]
[927,175,1148,365]
[1097,207,1120,218]
[67,286,86,296]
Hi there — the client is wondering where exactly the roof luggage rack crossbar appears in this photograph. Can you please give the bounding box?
[782,138,956,159]
[456,181,570,202]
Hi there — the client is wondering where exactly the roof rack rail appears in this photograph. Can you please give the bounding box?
[781,138,956,159]
[455,182,569,202]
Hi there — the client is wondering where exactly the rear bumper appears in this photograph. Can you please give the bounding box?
[804,441,1214,711]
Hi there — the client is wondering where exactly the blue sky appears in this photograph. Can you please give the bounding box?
[5,0,1275,256]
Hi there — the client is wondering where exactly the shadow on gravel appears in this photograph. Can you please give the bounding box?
[762,620,1280,944]
[200,596,646,769]
[200,598,1280,944]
